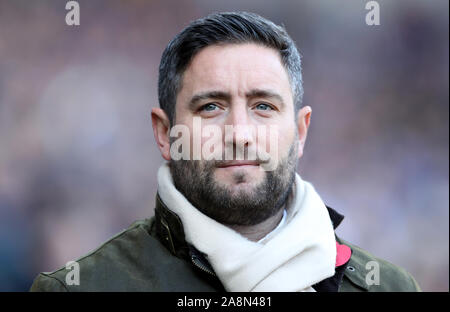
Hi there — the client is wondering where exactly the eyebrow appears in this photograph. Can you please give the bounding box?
[188,91,231,111]
[188,88,285,111]
[246,89,284,105]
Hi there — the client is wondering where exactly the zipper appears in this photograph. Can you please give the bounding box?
[191,254,216,277]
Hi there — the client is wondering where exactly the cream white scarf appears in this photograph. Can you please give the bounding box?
[157,163,336,292]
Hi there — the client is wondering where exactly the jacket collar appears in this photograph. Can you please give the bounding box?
[154,192,346,260]
[154,193,191,260]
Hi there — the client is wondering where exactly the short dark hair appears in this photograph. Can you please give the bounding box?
[158,11,303,125]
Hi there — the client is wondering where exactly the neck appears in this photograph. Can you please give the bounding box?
[227,208,285,242]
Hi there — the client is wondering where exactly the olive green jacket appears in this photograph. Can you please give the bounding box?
[30,195,421,292]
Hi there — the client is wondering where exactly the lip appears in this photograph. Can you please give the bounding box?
[216,161,260,168]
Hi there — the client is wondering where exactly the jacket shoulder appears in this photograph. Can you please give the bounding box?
[29,217,216,292]
[29,218,156,292]
[30,273,69,292]
[338,237,421,292]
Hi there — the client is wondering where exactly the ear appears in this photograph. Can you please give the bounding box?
[151,108,171,161]
[296,106,312,158]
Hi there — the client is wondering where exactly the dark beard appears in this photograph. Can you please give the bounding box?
[169,142,298,226]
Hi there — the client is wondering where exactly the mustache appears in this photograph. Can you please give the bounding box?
[173,144,275,171]
[215,145,272,164]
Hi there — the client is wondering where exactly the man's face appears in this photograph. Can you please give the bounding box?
[165,43,307,225]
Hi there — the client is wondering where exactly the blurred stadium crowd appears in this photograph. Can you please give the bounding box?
[0,0,448,291]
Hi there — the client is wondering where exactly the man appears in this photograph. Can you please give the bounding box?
[30,12,420,292]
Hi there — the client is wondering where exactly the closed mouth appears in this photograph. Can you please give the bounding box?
[216,161,260,168]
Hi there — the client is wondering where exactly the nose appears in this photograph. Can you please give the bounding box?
[224,102,256,160]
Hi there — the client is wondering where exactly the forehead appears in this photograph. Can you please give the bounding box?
[177,43,293,102]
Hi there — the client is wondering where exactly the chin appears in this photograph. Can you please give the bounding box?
[216,178,261,196]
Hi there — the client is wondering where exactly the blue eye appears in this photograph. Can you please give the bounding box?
[256,103,272,111]
[201,103,218,112]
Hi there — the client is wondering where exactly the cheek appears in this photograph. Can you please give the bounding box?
[257,123,296,159]
[200,129,223,159]
[279,128,296,157]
